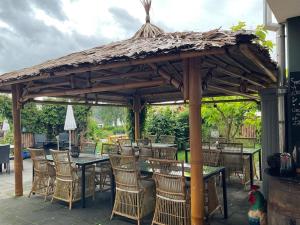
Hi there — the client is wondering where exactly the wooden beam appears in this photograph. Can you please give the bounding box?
[28,81,70,92]
[0,48,225,88]
[239,44,277,82]
[148,64,184,92]
[150,98,258,105]
[12,84,23,196]
[30,99,129,107]
[22,79,165,101]
[189,57,204,225]
[212,77,258,93]
[204,58,267,88]
[183,59,189,100]
[208,84,259,100]
[92,71,152,83]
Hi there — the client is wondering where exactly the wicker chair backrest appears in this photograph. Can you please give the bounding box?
[101,143,119,155]
[110,154,140,192]
[149,159,186,200]
[160,135,175,144]
[80,141,96,154]
[51,150,73,180]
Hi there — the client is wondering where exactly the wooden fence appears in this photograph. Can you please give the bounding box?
[240,125,256,138]
[22,133,34,148]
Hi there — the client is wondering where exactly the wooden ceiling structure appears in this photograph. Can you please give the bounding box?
[0,2,277,224]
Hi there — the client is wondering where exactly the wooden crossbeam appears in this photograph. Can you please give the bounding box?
[204,58,266,88]
[21,79,165,101]
[30,99,129,107]
[239,44,277,82]
[148,64,183,92]
[208,84,259,100]
[212,77,258,93]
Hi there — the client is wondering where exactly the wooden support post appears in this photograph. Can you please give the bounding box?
[133,96,141,141]
[12,84,23,196]
[188,58,204,225]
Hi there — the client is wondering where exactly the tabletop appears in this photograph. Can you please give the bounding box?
[139,161,224,180]
[133,143,177,148]
[187,147,260,155]
[46,153,109,165]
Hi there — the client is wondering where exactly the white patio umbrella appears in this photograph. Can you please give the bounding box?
[2,119,10,133]
[64,105,77,151]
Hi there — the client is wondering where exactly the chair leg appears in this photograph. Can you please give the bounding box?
[69,187,73,210]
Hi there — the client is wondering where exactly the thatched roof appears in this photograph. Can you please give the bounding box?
[0,29,277,105]
[0,30,273,83]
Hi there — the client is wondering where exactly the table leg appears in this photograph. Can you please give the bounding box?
[185,149,188,163]
[258,150,262,181]
[110,170,115,209]
[221,169,228,219]
[250,155,254,187]
[81,165,86,208]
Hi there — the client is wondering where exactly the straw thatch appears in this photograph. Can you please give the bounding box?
[132,0,164,39]
[0,29,272,84]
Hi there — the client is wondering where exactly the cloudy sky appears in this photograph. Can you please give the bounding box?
[0,0,276,74]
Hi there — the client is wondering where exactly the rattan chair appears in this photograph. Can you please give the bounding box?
[137,139,153,161]
[80,141,96,154]
[28,148,56,200]
[110,154,155,225]
[101,143,119,155]
[117,138,132,147]
[153,147,177,160]
[203,148,221,167]
[147,135,157,144]
[94,143,119,192]
[136,139,152,148]
[119,145,135,156]
[160,135,175,144]
[149,158,190,225]
[51,150,95,209]
[202,148,223,218]
[219,142,250,185]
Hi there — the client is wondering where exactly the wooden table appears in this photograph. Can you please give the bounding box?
[46,153,110,208]
[185,147,262,186]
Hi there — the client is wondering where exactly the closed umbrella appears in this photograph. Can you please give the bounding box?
[2,119,10,132]
[64,105,77,151]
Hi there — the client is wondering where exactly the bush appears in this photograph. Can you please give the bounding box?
[145,106,176,139]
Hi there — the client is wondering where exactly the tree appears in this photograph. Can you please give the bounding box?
[231,21,274,51]
[92,106,126,127]
[201,97,259,141]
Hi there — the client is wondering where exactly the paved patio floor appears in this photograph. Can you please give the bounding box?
[0,159,253,225]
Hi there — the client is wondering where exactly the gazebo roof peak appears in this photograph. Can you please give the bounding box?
[132,0,164,39]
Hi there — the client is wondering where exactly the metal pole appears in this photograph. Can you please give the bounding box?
[69,130,72,151]
[277,24,286,153]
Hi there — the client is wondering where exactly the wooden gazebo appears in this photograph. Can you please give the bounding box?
[0,4,277,224]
